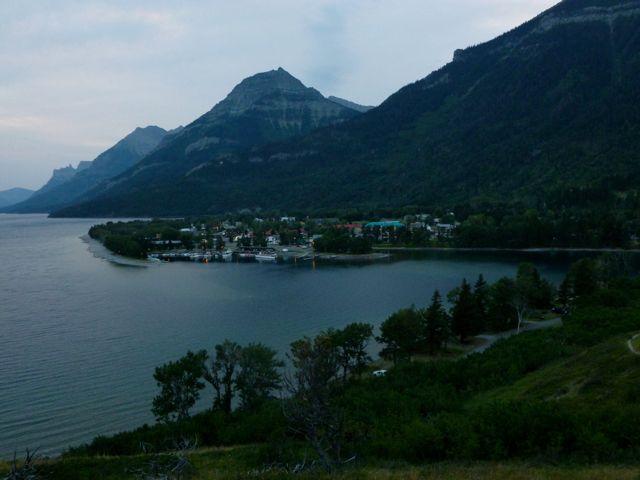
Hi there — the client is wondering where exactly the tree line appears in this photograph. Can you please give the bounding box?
[150,323,373,470]
[312,228,372,254]
[378,263,555,363]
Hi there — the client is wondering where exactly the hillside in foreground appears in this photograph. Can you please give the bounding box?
[4,258,639,479]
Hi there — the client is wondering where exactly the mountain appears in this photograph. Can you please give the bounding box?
[56,0,640,217]
[5,126,168,213]
[38,165,78,195]
[51,68,363,216]
[0,188,34,208]
[327,96,374,113]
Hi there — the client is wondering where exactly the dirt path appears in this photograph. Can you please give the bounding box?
[466,317,562,356]
[627,333,640,356]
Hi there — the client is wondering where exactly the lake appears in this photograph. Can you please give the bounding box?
[0,214,578,458]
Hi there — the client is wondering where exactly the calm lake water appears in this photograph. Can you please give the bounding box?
[0,214,579,458]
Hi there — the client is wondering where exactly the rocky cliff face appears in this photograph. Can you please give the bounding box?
[202,67,325,119]
[36,165,79,196]
[172,69,354,160]
[537,1,640,30]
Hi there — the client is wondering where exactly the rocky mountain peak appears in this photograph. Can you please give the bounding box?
[231,67,309,95]
[116,125,168,155]
[204,68,324,120]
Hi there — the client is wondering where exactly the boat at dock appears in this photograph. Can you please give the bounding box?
[237,252,256,261]
[255,252,278,263]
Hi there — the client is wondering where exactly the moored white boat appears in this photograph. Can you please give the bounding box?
[237,252,255,261]
[255,252,277,262]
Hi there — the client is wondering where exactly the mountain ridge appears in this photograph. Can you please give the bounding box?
[0,188,34,208]
[327,96,374,113]
[52,68,362,215]
[4,126,169,213]
[55,0,640,217]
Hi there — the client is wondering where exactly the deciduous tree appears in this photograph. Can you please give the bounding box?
[204,340,242,414]
[151,350,208,422]
[284,334,344,470]
[330,323,374,382]
[236,343,284,410]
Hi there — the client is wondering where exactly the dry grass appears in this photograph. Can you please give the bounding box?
[350,464,640,480]
[2,449,639,480]
[190,461,640,480]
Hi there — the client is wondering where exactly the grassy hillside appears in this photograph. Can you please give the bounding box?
[473,334,640,406]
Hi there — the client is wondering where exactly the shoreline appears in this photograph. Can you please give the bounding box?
[373,246,640,254]
[312,252,391,262]
[81,235,151,268]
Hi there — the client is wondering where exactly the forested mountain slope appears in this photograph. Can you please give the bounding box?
[56,0,640,217]
[54,68,360,217]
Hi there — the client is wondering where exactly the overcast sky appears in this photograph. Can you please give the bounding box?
[0,0,558,191]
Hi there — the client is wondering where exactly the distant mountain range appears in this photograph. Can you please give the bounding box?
[0,188,34,208]
[37,0,640,217]
[4,126,169,213]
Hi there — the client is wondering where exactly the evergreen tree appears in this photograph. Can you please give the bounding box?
[473,274,489,334]
[377,307,423,364]
[451,279,475,343]
[558,277,570,307]
[424,290,449,355]
[569,258,598,297]
[487,277,518,332]
[516,262,554,309]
